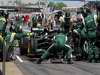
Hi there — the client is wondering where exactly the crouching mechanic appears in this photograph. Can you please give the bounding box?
[37,30,73,64]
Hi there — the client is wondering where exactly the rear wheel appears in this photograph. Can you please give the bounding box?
[20,38,29,55]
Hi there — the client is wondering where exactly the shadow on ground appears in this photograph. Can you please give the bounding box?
[0,70,3,75]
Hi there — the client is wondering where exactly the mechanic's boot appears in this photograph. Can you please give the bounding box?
[37,58,43,64]
[88,58,95,63]
[67,58,73,64]
[95,58,100,63]
[75,55,81,61]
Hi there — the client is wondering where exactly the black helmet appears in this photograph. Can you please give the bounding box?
[97,4,100,12]
[57,11,63,16]
[85,7,91,14]
[65,11,70,17]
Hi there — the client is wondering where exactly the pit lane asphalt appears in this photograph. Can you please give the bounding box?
[15,56,100,75]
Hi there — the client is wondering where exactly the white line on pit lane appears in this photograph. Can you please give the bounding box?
[16,55,24,63]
